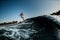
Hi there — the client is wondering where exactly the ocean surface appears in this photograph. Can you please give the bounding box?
[0,15,60,40]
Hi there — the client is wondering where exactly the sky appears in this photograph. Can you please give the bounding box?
[0,0,60,23]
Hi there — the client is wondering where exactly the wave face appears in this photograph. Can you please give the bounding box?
[0,15,60,40]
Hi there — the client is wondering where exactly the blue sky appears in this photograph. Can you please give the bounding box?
[0,0,60,23]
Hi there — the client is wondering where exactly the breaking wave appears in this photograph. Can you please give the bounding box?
[0,15,60,40]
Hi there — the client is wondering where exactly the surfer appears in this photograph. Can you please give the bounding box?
[20,12,24,21]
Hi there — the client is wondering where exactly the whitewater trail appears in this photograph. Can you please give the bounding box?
[0,23,37,40]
